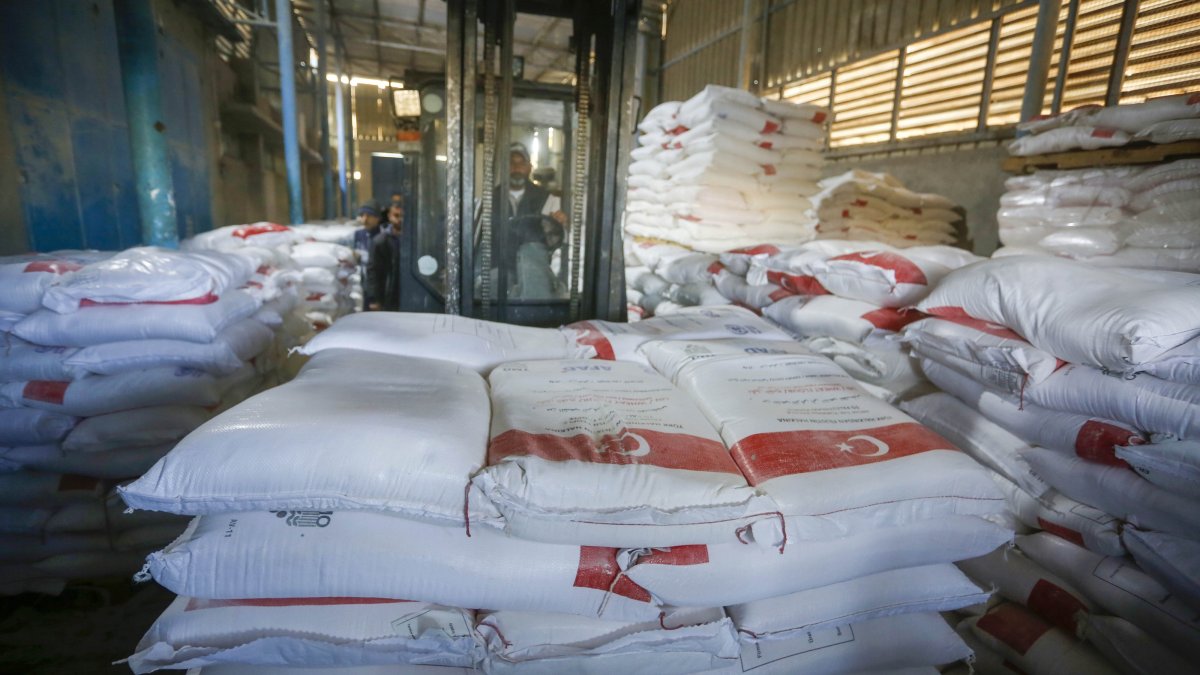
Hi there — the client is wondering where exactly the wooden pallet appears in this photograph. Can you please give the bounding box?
[1002,139,1200,173]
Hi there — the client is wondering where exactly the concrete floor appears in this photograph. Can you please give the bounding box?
[0,581,173,674]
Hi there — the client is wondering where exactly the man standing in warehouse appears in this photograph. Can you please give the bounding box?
[353,202,382,309]
[368,200,405,311]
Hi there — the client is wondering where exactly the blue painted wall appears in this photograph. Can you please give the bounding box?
[0,0,213,252]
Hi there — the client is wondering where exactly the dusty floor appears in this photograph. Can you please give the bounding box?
[0,579,173,674]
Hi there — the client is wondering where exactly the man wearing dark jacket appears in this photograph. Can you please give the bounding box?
[368,201,405,311]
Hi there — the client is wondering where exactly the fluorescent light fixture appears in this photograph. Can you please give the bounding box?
[372,152,407,159]
[435,154,447,162]
[326,74,399,88]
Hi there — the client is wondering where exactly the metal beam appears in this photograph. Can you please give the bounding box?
[276,0,305,223]
[334,39,349,215]
[364,39,445,56]
[1019,0,1063,125]
[1051,0,1079,113]
[978,17,1002,131]
[1106,0,1139,106]
[113,0,179,248]
[372,0,384,76]
[315,0,335,219]
[737,0,754,90]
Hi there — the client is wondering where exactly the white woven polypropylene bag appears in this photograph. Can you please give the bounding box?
[64,318,273,377]
[121,350,494,524]
[1,367,223,417]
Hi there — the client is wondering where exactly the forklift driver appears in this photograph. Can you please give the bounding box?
[503,142,566,226]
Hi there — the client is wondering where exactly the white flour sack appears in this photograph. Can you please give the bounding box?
[639,338,816,384]
[763,295,925,344]
[1084,615,1193,675]
[652,349,1003,541]
[1116,437,1200,500]
[41,247,235,313]
[712,613,970,675]
[1122,527,1200,611]
[899,392,1051,499]
[0,338,77,382]
[1017,532,1200,657]
[0,258,84,314]
[1,443,172,479]
[64,318,272,377]
[991,473,1124,557]
[0,471,106,506]
[63,405,211,453]
[298,312,589,374]
[798,334,925,396]
[726,564,988,640]
[811,249,960,307]
[0,408,76,446]
[1136,337,1200,385]
[125,595,480,673]
[477,608,737,675]
[1021,447,1200,538]
[917,256,1200,370]
[1,367,223,417]
[146,511,662,621]
[901,315,1063,384]
[957,546,1095,636]
[120,350,493,523]
[564,306,791,363]
[13,290,259,347]
[965,602,1118,675]
[621,515,1011,607]
[918,358,1146,461]
[474,360,774,547]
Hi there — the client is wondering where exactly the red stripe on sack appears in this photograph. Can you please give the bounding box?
[233,223,290,239]
[762,120,781,134]
[861,307,926,332]
[1091,128,1117,138]
[756,140,775,150]
[306,292,325,302]
[852,199,868,207]
[23,260,83,274]
[1036,518,1086,548]
[667,125,689,135]
[732,301,763,316]
[765,270,828,296]
[841,209,851,218]
[976,603,1052,656]
[1188,93,1200,105]
[567,321,616,360]
[763,164,777,176]
[256,264,272,275]
[934,314,1027,342]
[729,244,781,256]
[23,381,69,405]
[489,427,743,475]
[1026,578,1088,635]
[708,261,725,275]
[58,474,102,492]
[79,292,219,308]
[186,597,406,611]
[573,547,653,602]
[730,422,954,485]
[768,286,795,302]
[632,544,710,567]
[679,214,701,222]
[1075,420,1139,467]
[924,305,976,321]
[812,111,827,124]
[828,251,928,286]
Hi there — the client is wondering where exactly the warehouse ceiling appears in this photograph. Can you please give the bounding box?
[292,0,577,84]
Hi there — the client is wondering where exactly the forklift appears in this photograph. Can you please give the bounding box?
[386,0,654,326]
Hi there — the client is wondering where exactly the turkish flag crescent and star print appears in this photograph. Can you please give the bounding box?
[730,422,955,486]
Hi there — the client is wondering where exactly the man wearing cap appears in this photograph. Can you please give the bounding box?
[352,202,382,309]
[501,142,565,225]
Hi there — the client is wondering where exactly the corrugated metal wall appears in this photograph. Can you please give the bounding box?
[660,0,1033,100]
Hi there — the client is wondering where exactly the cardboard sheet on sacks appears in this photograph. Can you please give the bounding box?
[621,515,1011,607]
[563,306,792,364]
[125,595,481,673]
[726,564,988,641]
[477,607,737,675]
[298,312,589,374]
[472,359,776,547]
[916,257,1200,370]
[711,613,970,675]
[146,511,662,622]
[642,345,1004,542]
[120,350,497,525]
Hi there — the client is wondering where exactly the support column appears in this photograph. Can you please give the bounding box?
[275,0,304,224]
[334,42,349,216]
[113,0,179,248]
[1019,0,1063,126]
[315,0,334,219]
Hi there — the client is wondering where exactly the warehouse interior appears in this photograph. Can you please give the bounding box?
[1,0,1198,673]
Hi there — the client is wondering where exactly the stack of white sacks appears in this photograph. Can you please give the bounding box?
[811,170,962,247]
[0,246,293,595]
[996,159,1200,271]
[185,220,361,334]
[623,85,828,253]
[897,255,1200,673]
[118,305,1013,674]
[1008,93,1200,157]
[623,240,727,320]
